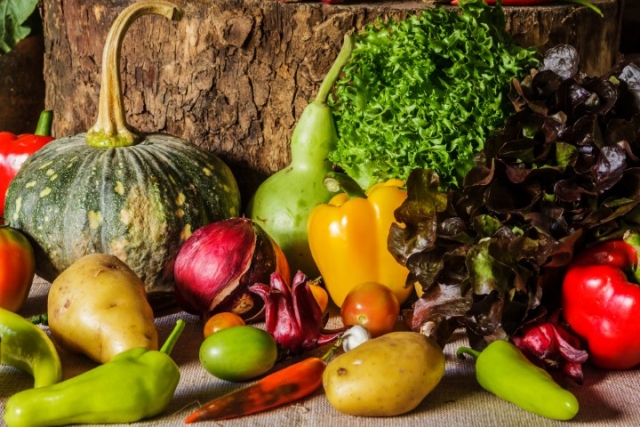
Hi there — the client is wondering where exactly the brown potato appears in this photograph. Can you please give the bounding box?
[323,331,445,416]
[48,253,158,363]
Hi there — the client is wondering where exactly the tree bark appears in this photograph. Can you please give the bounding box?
[41,0,623,204]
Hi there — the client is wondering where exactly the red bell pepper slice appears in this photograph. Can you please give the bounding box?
[0,110,54,218]
[562,233,640,370]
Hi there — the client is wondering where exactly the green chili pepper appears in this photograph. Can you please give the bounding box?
[0,307,62,388]
[3,319,185,427]
[457,340,579,421]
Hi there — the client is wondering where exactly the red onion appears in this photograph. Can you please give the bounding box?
[174,217,290,322]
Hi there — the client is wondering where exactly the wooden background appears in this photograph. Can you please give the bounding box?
[30,0,626,203]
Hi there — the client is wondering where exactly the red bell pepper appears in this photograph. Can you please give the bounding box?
[562,232,640,370]
[0,110,54,218]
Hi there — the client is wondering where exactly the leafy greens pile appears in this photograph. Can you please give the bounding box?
[329,0,539,190]
[389,45,640,350]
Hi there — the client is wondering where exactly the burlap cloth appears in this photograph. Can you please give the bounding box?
[2,277,639,427]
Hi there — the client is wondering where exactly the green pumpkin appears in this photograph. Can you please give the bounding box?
[4,1,240,299]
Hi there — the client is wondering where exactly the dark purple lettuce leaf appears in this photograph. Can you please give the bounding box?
[390,45,640,351]
[540,45,580,80]
[618,63,640,110]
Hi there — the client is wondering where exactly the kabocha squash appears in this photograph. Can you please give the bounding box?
[4,1,240,302]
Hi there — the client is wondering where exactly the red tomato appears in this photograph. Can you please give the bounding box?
[340,282,400,338]
[203,312,246,338]
[0,226,35,312]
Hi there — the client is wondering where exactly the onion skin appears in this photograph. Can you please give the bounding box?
[174,217,290,322]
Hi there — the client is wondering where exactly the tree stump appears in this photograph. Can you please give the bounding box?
[41,0,622,205]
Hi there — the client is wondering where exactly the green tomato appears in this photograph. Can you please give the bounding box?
[199,325,278,382]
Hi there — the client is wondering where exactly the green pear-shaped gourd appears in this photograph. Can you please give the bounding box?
[246,34,353,278]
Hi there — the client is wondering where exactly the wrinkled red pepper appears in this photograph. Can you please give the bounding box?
[0,110,54,217]
[562,232,640,370]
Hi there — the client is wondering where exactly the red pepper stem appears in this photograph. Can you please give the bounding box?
[456,346,481,360]
[34,110,53,137]
[623,231,640,283]
[323,171,367,199]
[160,319,185,356]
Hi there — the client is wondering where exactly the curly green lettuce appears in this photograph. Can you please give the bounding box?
[329,0,540,190]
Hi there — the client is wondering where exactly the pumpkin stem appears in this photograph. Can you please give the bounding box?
[86,0,183,148]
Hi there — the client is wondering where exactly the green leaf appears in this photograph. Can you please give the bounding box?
[0,0,40,55]
[329,0,540,191]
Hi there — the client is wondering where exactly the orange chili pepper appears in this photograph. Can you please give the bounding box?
[185,356,328,422]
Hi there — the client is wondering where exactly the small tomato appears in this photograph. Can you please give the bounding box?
[0,226,35,312]
[340,282,400,338]
[203,312,245,338]
[199,325,278,382]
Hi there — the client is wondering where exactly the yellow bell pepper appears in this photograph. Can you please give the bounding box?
[307,173,413,307]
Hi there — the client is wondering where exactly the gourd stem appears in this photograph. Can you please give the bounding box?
[323,171,367,199]
[86,0,183,148]
[314,32,354,105]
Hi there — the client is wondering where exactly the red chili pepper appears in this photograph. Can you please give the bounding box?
[185,356,328,422]
[562,232,640,370]
[0,110,54,217]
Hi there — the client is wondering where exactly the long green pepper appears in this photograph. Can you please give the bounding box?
[457,339,579,421]
[0,307,62,388]
[3,319,185,427]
